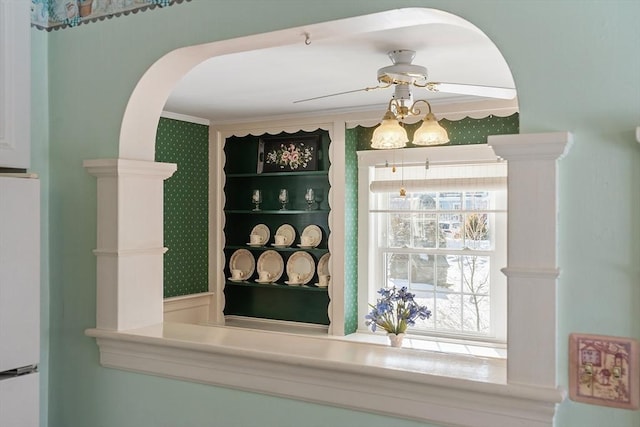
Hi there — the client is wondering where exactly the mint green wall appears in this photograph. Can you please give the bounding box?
[39,1,639,427]
[155,117,209,298]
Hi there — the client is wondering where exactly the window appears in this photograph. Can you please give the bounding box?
[358,146,507,344]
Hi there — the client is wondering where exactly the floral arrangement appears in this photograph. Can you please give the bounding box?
[265,142,314,170]
[365,286,431,335]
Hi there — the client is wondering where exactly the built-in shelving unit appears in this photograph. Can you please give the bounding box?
[223,131,331,325]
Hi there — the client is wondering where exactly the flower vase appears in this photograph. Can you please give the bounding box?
[387,332,405,348]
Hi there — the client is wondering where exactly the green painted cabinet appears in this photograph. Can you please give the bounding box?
[223,131,331,325]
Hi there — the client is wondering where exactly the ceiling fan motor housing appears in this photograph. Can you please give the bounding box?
[377,49,428,85]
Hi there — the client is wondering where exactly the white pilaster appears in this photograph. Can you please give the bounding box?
[488,132,572,387]
[84,159,177,330]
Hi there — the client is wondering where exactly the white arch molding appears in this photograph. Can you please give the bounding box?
[84,8,573,427]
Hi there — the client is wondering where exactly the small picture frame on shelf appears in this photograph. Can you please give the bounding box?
[257,134,320,173]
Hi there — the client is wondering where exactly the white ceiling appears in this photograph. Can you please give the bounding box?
[163,11,516,125]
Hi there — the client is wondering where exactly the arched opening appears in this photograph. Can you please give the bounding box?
[84,8,571,426]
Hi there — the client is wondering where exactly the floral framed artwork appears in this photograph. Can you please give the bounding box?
[257,135,320,173]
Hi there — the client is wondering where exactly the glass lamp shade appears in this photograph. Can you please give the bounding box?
[371,113,409,149]
[412,112,450,146]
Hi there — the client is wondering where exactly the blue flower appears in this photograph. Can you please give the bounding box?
[365,285,431,335]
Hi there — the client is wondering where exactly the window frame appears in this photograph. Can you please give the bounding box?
[357,145,508,343]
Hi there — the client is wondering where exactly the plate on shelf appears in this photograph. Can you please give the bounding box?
[275,224,296,247]
[228,249,255,281]
[251,224,270,245]
[284,280,303,286]
[317,253,330,276]
[256,250,284,283]
[301,225,322,247]
[286,251,315,285]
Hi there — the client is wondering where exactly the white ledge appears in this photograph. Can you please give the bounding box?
[86,322,564,427]
[93,247,169,256]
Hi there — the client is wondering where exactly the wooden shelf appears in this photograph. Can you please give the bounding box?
[225,209,329,214]
[226,245,328,254]
[226,171,328,178]
[223,130,331,325]
[225,280,328,291]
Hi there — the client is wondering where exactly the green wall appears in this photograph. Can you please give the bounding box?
[155,117,209,298]
[39,1,639,427]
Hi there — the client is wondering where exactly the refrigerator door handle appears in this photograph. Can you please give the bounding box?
[0,364,38,377]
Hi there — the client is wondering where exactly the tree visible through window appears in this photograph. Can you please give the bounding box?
[369,174,507,342]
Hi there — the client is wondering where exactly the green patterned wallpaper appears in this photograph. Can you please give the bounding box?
[344,113,519,333]
[156,117,209,298]
[343,128,360,334]
[355,113,520,151]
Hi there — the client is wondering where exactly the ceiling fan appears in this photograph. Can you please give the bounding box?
[293,49,516,105]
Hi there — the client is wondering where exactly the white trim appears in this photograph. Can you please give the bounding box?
[501,267,560,279]
[163,292,216,324]
[636,126,639,143]
[489,131,572,387]
[489,132,572,161]
[87,322,563,427]
[93,247,169,256]
[161,110,210,126]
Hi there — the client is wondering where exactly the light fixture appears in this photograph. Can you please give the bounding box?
[370,107,408,149]
[411,100,450,146]
[371,96,449,149]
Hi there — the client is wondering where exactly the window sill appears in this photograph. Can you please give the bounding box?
[86,322,563,427]
[222,315,507,359]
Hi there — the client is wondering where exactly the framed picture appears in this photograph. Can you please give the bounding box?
[257,134,320,173]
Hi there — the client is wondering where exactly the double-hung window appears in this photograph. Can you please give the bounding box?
[358,145,507,345]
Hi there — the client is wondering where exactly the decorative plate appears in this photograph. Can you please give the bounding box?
[275,224,296,247]
[256,250,285,283]
[286,251,315,285]
[228,249,255,280]
[251,224,271,245]
[317,253,330,276]
[301,224,322,247]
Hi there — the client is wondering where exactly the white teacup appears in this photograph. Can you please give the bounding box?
[274,235,287,246]
[301,236,314,247]
[318,274,330,287]
[288,272,302,284]
[258,271,272,282]
[249,234,263,245]
[231,269,244,280]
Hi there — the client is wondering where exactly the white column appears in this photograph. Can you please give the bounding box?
[327,122,346,335]
[84,159,176,330]
[489,132,572,387]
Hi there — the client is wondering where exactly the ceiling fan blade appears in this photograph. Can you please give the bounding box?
[421,82,516,100]
[293,84,390,104]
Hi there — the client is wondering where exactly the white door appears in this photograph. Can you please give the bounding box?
[0,177,39,372]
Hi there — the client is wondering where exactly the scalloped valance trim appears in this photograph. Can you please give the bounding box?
[31,0,191,31]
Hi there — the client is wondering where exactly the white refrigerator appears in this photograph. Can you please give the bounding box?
[0,175,40,427]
